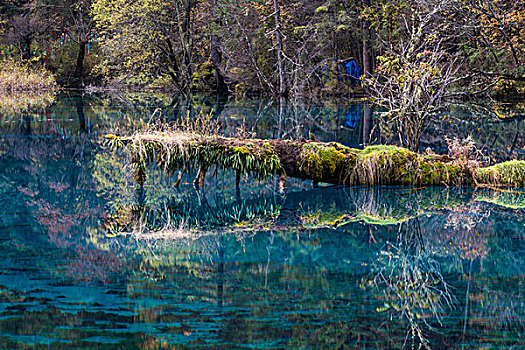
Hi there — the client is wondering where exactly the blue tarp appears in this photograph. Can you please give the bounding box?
[315,59,362,84]
[341,60,361,83]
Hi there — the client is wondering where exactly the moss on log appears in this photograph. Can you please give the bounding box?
[475,160,525,187]
[106,132,525,187]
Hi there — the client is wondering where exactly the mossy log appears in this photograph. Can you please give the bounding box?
[106,132,525,188]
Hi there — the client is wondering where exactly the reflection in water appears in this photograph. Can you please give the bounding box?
[367,219,456,349]
[50,174,525,348]
[0,93,524,153]
[0,91,56,116]
[0,93,523,349]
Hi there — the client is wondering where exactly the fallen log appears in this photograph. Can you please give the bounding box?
[105,132,525,188]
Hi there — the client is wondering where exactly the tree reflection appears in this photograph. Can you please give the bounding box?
[0,91,56,116]
[367,218,456,349]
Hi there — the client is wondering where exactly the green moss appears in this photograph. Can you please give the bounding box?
[352,145,470,186]
[352,146,418,185]
[360,145,406,155]
[300,142,358,180]
[476,160,525,187]
[419,161,466,186]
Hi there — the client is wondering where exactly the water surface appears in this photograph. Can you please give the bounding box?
[0,93,523,349]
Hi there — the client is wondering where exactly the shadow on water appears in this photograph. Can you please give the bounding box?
[0,92,523,349]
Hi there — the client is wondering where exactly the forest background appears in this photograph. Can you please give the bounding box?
[0,0,524,98]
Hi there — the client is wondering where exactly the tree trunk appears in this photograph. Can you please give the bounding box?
[175,0,195,93]
[362,103,372,146]
[74,41,87,84]
[211,0,221,66]
[210,0,228,94]
[22,37,31,60]
[362,0,372,76]
[106,133,525,188]
[273,0,286,96]
[183,0,194,87]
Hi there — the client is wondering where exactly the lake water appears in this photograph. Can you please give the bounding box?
[0,93,523,349]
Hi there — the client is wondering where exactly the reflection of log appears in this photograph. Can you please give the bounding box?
[476,188,525,209]
[103,184,525,242]
[106,133,525,188]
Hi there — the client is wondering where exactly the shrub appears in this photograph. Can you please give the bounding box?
[0,60,57,92]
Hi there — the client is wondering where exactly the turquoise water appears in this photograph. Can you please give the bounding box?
[0,93,523,349]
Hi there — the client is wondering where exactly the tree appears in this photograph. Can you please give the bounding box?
[272,0,286,95]
[463,0,525,89]
[287,1,364,94]
[209,0,227,93]
[2,0,523,95]
[2,1,55,60]
[92,0,203,91]
[56,0,96,85]
[365,0,491,151]
[217,0,279,94]
[0,0,100,85]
